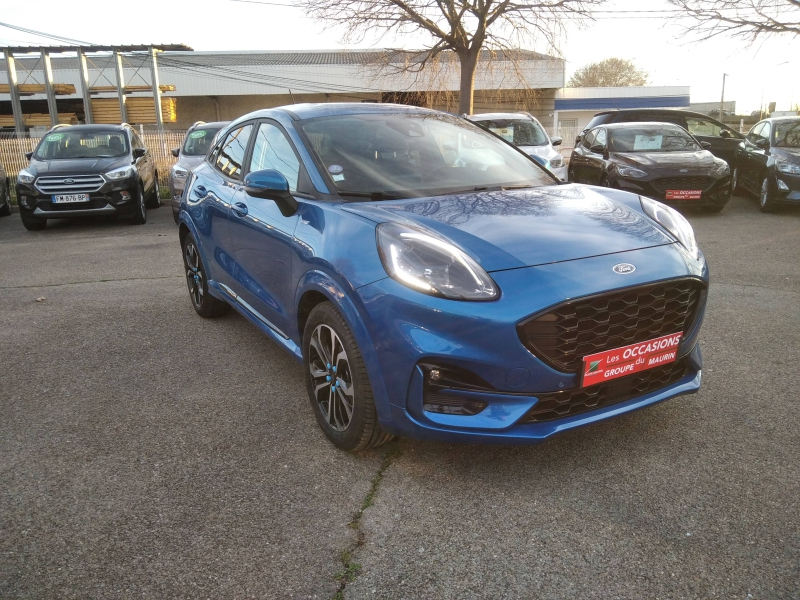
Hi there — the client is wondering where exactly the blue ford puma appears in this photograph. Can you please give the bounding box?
[178,103,708,451]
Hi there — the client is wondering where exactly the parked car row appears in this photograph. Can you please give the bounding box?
[567,108,800,214]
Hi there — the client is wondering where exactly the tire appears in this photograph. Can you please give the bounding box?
[759,176,778,213]
[146,173,162,208]
[731,166,741,195]
[132,183,147,224]
[0,183,11,217]
[182,234,229,318]
[20,212,46,231]
[303,302,393,451]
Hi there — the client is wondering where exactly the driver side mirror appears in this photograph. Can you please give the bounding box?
[25,151,33,161]
[133,148,146,159]
[550,136,563,147]
[171,147,180,158]
[590,143,605,154]
[720,129,733,139]
[755,138,769,149]
[700,141,712,149]
[244,169,298,217]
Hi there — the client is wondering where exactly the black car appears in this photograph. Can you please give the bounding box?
[0,162,11,217]
[15,124,160,231]
[569,122,732,212]
[578,108,745,168]
[733,117,800,213]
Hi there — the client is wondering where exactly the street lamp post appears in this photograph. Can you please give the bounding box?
[719,73,728,122]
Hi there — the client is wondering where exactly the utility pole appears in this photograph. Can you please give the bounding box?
[719,73,728,123]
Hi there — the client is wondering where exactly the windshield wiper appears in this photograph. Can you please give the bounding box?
[338,190,410,200]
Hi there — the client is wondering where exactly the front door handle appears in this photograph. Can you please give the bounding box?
[232,201,249,217]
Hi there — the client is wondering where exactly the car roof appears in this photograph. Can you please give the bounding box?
[48,124,128,133]
[271,102,442,121]
[599,121,689,130]
[468,112,535,121]
[594,108,715,120]
[189,121,230,130]
[763,116,800,123]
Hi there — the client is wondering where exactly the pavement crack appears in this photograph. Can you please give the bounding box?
[331,442,402,600]
[0,275,183,290]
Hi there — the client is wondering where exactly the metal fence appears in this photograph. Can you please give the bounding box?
[0,130,188,202]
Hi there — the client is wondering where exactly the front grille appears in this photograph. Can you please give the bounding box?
[517,278,705,374]
[651,176,714,194]
[519,359,689,423]
[35,174,105,195]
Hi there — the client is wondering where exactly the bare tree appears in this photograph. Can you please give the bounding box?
[301,0,605,114]
[668,0,800,41]
[567,58,648,87]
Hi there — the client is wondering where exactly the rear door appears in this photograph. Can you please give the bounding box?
[584,127,607,184]
[685,115,744,167]
[740,122,766,191]
[570,129,596,182]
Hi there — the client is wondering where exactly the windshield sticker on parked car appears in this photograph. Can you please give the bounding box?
[46,133,64,141]
[189,130,207,139]
[489,127,515,143]
[328,164,343,174]
[332,173,345,181]
[633,135,663,150]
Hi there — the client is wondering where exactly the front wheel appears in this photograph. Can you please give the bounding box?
[132,183,147,224]
[303,303,393,451]
[759,176,778,213]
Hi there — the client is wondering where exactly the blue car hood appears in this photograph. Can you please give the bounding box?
[341,185,674,272]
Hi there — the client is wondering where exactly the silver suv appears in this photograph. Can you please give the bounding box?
[169,121,229,223]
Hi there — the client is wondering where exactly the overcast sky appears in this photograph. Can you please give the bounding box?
[1,0,797,114]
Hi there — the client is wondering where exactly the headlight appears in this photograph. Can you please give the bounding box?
[713,160,731,176]
[106,166,133,181]
[641,196,699,260]
[777,160,800,175]
[18,169,35,184]
[172,166,189,179]
[550,156,564,168]
[617,165,648,178]
[376,223,498,300]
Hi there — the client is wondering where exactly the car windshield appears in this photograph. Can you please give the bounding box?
[774,121,800,148]
[608,126,701,153]
[472,118,549,147]
[35,130,129,159]
[298,112,554,198]
[183,127,223,156]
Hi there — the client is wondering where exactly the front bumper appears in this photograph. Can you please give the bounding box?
[775,171,800,204]
[615,174,731,209]
[354,243,708,444]
[16,178,139,219]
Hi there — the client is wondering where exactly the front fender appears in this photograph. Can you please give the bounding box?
[295,270,394,424]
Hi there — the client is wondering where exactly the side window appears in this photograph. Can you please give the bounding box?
[249,122,300,191]
[594,128,607,147]
[582,130,596,149]
[759,122,771,144]
[747,122,764,145]
[686,117,722,138]
[214,124,253,180]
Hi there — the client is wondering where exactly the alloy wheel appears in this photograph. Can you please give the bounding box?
[184,241,204,308]
[308,324,355,432]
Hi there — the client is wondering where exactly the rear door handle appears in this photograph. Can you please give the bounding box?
[232,201,249,217]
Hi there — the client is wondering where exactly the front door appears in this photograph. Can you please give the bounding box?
[685,115,744,168]
[228,120,304,336]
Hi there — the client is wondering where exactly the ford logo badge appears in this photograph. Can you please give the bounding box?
[613,263,636,275]
[63,178,75,184]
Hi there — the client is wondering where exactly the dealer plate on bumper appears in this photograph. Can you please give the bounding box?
[582,332,683,388]
[666,190,702,200]
[52,193,89,203]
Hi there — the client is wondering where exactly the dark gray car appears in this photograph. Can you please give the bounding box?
[169,121,229,223]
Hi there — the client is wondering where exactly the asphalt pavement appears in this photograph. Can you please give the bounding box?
[1,195,798,599]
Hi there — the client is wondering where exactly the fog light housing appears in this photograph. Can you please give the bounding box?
[420,363,493,416]
[777,179,790,192]
[423,393,488,416]
[19,195,30,208]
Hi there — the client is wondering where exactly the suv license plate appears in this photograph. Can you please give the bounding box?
[53,194,89,203]
[581,332,684,388]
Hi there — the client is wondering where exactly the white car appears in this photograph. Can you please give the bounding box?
[468,112,567,181]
